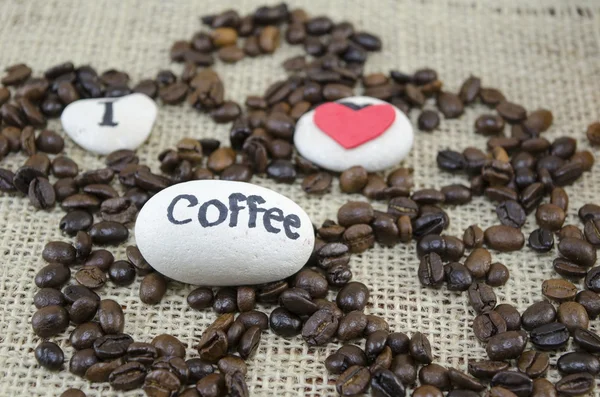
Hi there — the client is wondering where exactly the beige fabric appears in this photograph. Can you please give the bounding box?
[0,0,599,395]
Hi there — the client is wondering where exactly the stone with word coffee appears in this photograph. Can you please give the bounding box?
[294,96,414,172]
[61,93,157,155]
[135,180,315,286]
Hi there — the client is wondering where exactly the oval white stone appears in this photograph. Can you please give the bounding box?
[294,96,414,172]
[135,180,315,286]
[61,93,157,155]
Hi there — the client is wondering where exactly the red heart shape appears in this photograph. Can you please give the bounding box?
[313,102,396,149]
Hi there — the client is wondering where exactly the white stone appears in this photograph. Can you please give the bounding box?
[61,93,157,155]
[294,96,414,172]
[135,180,315,286]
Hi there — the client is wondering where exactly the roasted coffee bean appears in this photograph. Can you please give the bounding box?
[484,262,508,287]
[468,360,509,380]
[236,325,260,360]
[444,262,473,291]
[473,311,507,342]
[75,266,106,289]
[553,161,583,186]
[389,354,416,386]
[468,282,496,313]
[557,351,600,376]
[370,368,405,397]
[35,341,64,371]
[59,210,93,236]
[491,371,533,397]
[51,156,79,178]
[212,287,237,313]
[85,358,125,383]
[520,301,555,331]
[279,287,318,315]
[558,225,584,241]
[69,296,99,324]
[446,368,485,391]
[81,250,113,272]
[531,378,556,397]
[302,309,338,346]
[441,184,471,205]
[337,311,368,341]
[408,332,432,364]
[437,150,466,172]
[269,307,302,337]
[517,350,549,378]
[492,304,520,331]
[418,110,440,131]
[293,269,328,299]
[34,262,70,289]
[558,237,596,267]
[484,225,524,252]
[418,253,444,288]
[42,241,76,265]
[576,290,600,319]
[336,365,370,396]
[186,287,214,311]
[530,322,569,350]
[464,248,492,279]
[437,92,464,118]
[140,273,167,305]
[63,285,100,305]
[336,282,369,313]
[486,331,528,360]
[0,168,15,192]
[343,224,374,253]
[98,299,124,334]
[34,288,66,309]
[93,333,133,359]
[89,221,129,245]
[108,362,146,391]
[124,342,157,366]
[235,311,268,331]
[573,328,600,353]
[542,278,577,302]
[388,197,419,221]
[61,193,102,211]
[495,200,526,228]
[584,219,600,247]
[461,225,484,249]
[107,260,136,286]
[412,385,443,397]
[555,372,595,396]
[301,172,332,194]
[475,114,505,135]
[31,305,69,337]
[69,348,100,377]
[557,301,589,332]
[418,363,449,390]
[534,203,565,231]
[337,201,374,227]
[527,228,554,252]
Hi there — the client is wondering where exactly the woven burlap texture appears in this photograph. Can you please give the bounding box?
[0,0,599,395]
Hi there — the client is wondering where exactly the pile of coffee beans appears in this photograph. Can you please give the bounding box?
[1,2,599,396]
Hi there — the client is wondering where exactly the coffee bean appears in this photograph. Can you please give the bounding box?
[437,92,464,118]
[531,378,556,397]
[584,219,600,247]
[337,311,368,341]
[302,308,338,346]
[463,247,491,279]
[89,221,129,245]
[32,305,69,337]
[35,341,64,371]
[555,372,595,396]
[140,273,167,305]
[92,300,123,337]
[69,348,100,377]
[542,279,577,302]
[336,282,369,313]
[390,354,417,385]
[336,365,370,396]
[34,288,66,309]
[417,363,449,390]
[517,350,549,378]
[407,332,432,364]
[69,296,99,324]
[75,266,106,289]
[412,385,443,397]
[63,285,100,304]
[530,322,570,350]
[587,121,600,146]
[468,282,496,313]
[486,331,528,360]
[418,253,444,288]
[108,260,136,286]
[93,333,133,359]
[269,307,302,337]
[558,237,596,267]
[35,263,70,288]
[473,311,507,342]
[494,200,525,228]
[85,358,125,383]
[558,225,584,241]
[100,197,137,224]
[108,362,146,391]
[418,110,440,131]
[491,371,533,397]
[484,225,524,252]
[576,290,600,319]
[444,262,472,291]
[526,227,554,253]
[557,351,600,376]
[70,322,104,350]
[557,301,589,333]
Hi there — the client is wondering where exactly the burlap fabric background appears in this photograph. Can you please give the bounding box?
[0,0,599,395]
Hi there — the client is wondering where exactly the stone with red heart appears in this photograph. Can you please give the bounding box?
[293,96,414,172]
